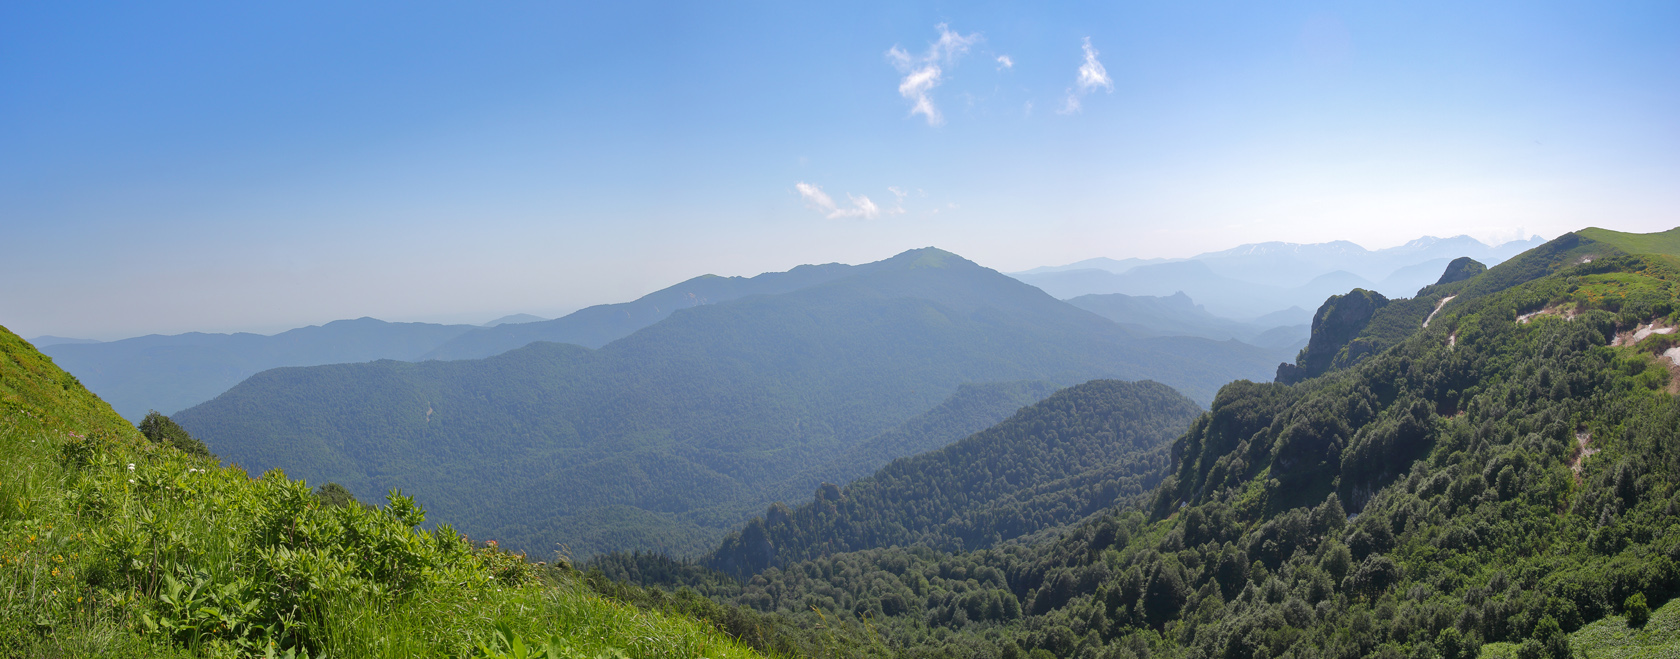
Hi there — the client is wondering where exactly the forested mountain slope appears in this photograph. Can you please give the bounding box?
[602,228,1680,658]
[0,327,768,658]
[175,248,1285,559]
[757,380,1063,505]
[703,380,1201,576]
[40,317,479,420]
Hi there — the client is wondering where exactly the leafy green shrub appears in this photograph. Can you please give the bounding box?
[1625,592,1650,626]
[137,411,212,459]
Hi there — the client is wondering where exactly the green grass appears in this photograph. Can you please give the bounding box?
[1477,599,1680,659]
[1478,642,1518,659]
[1578,226,1680,258]
[1567,597,1680,659]
[0,324,770,658]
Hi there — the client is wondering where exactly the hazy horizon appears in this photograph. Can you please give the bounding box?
[5,2,1676,340]
[23,232,1539,341]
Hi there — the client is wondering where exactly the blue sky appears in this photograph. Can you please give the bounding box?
[3,2,1677,339]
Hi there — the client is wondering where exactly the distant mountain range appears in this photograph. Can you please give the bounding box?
[420,263,863,360]
[482,313,549,327]
[1065,292,1309,353]
[1011,234,1546,318]
[39,234,1502,422]
[173,247,1287,559]
[39,318,482,420]
[27,335,102,347]
[35,264,872,418]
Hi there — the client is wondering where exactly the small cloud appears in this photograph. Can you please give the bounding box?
[886,187,909,215]
[1076,38,1112,92]
[840,194,881,219]
[795,182,882,220]
[796,182,835,211]
[996,55,1014,70]
[887,24,981,126]
[1060,37,1113,114]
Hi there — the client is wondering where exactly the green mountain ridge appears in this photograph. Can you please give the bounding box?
[701,379,1201,577]
[756,380,1064,507]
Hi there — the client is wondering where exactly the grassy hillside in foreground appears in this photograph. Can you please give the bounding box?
[0,327,770,658]
[175,248,1285,559]
[600,230,1680,658]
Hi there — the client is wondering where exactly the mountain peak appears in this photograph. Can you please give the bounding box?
[884,247,972,269]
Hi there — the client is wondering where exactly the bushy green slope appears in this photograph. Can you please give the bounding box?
[605,228,1680,658]
[0,325,769,658]
[174,248,1282,558]
[702,380,1200,576]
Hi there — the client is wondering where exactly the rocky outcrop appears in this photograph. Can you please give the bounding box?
[1434,257,1486,286]
[1275,289,1391,385]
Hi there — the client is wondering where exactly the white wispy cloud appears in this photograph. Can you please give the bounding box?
[796,182,882,219]
[886,187,909,215]
[1060,37,1113,115]
[996,55,1013,70]
[795,182,835,211]
[1076,38,1112,92]
[886,24,981,126]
